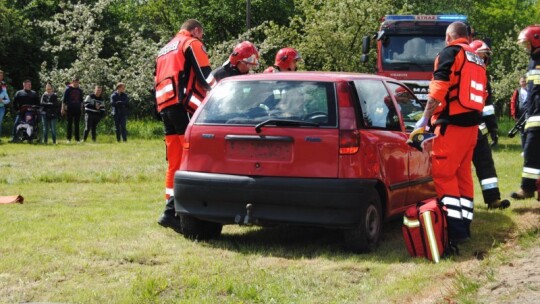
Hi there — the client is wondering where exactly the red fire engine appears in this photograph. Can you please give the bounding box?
[361,15,469,104]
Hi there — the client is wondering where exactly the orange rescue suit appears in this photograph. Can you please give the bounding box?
[428,38,487,241]
[155,30,211,114]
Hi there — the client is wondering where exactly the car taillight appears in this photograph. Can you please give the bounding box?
[337,82,359,155]
[183,126,191,149]
[339,130,360,154]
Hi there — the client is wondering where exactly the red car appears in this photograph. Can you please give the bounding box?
[174,72,435,252]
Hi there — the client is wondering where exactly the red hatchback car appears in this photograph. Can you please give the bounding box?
[174,72,435,252]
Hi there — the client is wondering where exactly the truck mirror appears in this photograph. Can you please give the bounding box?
[362,36,371,54]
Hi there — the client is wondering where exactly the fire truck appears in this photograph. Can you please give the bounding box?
[361,15,468,104]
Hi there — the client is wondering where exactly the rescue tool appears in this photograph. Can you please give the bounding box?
[406,128,437,152]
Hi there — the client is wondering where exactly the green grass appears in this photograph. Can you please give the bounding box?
[0,123,539,303]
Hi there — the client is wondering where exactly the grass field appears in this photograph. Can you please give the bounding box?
[0,119,539,303]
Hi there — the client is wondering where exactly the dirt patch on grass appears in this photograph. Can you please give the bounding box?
[475,242,540,303]
[469,205,540,303]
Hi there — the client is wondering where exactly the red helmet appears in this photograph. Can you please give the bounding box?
[518,25,540,51]
[274,47,302,71]
[469,40,491,55]
[229,41,259,66]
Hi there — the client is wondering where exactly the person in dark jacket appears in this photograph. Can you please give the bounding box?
[62,77,84,143]
[83,85,105,142]
[511,25,540,200]
[110,82,129,142]
[40,83,60,144]
[10,79,39,142]
[469,40,510,210]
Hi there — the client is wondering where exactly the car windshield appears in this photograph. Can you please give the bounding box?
[381,35,445,71]
[196,80,337,126]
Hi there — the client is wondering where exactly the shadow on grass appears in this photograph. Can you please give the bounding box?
[512,206,540,215]
[196,209,515,263]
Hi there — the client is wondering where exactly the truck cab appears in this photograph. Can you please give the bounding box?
[362,15,468,104]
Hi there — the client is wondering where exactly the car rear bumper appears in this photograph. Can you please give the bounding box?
[174,171,379,228]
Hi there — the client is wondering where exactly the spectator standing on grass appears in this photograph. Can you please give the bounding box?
[40,83,60,144]
[0,70,10,142]
[83,85,105,142]
[110,82,129,142]
[11,80,39,142]
[510,76,529,149]
[62,77,84,143]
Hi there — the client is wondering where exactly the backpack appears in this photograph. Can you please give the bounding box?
[402,198,455,263]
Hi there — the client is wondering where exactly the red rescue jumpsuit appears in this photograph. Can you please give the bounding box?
[155,29,214,202]
[429,38,487,241]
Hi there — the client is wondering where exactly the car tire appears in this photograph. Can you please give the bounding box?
[343,192,382,253]
[180,214,223,240]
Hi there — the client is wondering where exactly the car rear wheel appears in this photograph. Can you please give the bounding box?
[343,192,382,253]
[180,214,223,240]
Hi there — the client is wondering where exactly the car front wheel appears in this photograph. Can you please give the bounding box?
[343,192,382,253]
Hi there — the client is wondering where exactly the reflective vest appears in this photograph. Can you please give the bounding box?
[445,43,487,115]
[432,42,487,127]
[155,30,210,113]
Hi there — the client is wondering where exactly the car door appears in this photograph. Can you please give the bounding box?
[386,82,435,205]
[353,79,410,214]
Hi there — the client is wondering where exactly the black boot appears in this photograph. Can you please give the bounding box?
[157,197,182,234]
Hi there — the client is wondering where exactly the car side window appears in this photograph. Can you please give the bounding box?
[386,82,424,131]
[353,80,399,130]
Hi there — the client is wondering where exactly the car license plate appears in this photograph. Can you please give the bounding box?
[226,141,292,161]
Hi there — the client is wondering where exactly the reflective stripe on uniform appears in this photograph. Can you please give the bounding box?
[189,94,203,109]
[470,93,484,104]
[422,211,441,263]
[481,177,498,190]
[206,74,217,89]
[462,209,474,220]
[447,209,462,219]
[460,197,473,209]
[525,115,540,130]
[479,122,488,135]
[441,196,460,207]
[522,167,540,180]
[482,104,495,116]
[403,217,420,228]
[156,83,174,99]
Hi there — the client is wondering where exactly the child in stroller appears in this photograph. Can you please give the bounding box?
[14,105,42,143]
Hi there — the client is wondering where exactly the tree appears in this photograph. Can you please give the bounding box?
[38,0,159,118]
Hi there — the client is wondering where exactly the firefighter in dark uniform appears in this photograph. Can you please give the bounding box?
[469,40,511,209]
[154,19,215,232]
[511,25,540,200]
[412,22,487,243]
[209,41,259,83]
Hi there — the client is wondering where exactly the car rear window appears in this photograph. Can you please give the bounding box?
[196,80,337,127]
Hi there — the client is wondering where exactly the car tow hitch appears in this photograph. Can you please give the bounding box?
[235,203,254,226]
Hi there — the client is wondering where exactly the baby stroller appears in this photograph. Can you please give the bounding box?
[14,105,42,143]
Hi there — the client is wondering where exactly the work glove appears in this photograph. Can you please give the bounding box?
[490,131,498,148]
[414,116,428,130]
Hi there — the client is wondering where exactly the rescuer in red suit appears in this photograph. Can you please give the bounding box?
[411,22,487,243]
[154,19,214,232]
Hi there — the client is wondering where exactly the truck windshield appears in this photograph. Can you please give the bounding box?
[382,35,445,71]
